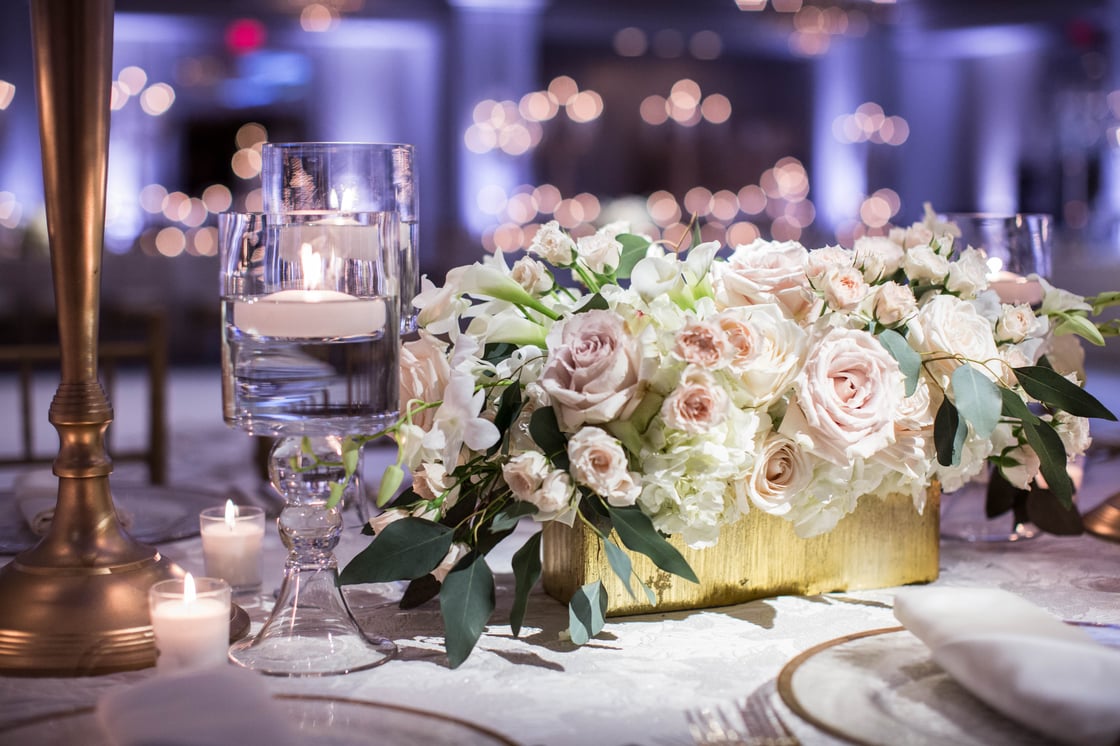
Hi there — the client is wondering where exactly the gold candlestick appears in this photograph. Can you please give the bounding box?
[0,0,180,675]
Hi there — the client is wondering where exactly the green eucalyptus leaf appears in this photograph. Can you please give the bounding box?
[1020,420,1074,505]
[1026,485,1084,535]
[576,293,610,312]
[492,381,524,444]
[636,575,657,606]
[951,364,1002,438]
[440,554,496,668]
[878,329,921,397]
[376,464,405,507]
[1053,312,1106,346]
[530,407,569,466]
[1000,387,1040,424]
[615,234,651,279]
[568,580,608,646]
[690,220,702,250]
[482,342,518,366]
[934,397,967,467]
[339,517,453,584]
[509,531,543,638]
[490,500,539,533]
[1014,366,1117,421]
[399,575,441,609]
[606,505,699,583]
[602,537,635,598]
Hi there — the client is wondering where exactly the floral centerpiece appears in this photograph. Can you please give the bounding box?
[337,205,1116,667]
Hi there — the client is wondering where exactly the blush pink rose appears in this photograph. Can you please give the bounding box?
[673,318,731,368]
[567,427,641,507]
[779,327,904,465]
[714,239,819,323]
[661,368,729,433]
[740,433,811,516]
[400,332,451,431]
[540,309,643,431]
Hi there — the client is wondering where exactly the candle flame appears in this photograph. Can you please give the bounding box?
[300,242,323,290]
[986,256,1003,278]
[183,572,196,604]
[224,499,239,529]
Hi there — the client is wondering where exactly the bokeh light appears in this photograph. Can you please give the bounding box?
[613,27,648,57]
[139,82,175,116]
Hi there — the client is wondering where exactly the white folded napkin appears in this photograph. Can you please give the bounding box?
[894,587,1120,746]
[95,666,301,746]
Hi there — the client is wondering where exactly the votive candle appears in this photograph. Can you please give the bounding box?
[149,574,230,670]
[200,501,265,595]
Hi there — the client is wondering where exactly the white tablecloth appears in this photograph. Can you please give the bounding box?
[1,368,1119,746]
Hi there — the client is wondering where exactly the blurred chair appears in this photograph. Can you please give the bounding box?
[0,307,168,484]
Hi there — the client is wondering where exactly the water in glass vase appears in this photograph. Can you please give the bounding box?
[222,297,400,436]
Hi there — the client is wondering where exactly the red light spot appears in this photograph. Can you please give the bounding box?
[226,18,266,54]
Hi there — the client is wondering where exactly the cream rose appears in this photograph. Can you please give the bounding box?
[400,332,451,431]
[945,246,989,298]
[567,427,641,507]
[540,309,643,431]
[908,294,1001,384]
[532,469,575,515]
[673,318,731,368]
[902,244,950,284]
[805,245,854,280]
[779,327,904,465]
[661,367,729,433]
[871,281,917,326]
[820,266,869,311]
[740,433,811,516]
[501,451,552,502]
[529,220,575,265]
[713,239,819,322]
[716,305,807,408]
[510,256,553,295]
[995,303,1041,343]
[367,508,409,535]
[432,542,471,583]
[576,233,623,274]
[853,235,905,282]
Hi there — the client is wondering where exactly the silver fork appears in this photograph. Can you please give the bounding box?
[685,687,799,746]
[736,685,799,746]
[685,705,747,745]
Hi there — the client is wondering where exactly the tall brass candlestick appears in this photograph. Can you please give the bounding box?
[0,0,180,675]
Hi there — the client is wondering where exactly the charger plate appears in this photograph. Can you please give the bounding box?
[0,483,225,554]
[777,627,1057,746]
[0,694,519,746]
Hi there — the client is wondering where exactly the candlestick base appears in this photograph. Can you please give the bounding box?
[0,476,182,675]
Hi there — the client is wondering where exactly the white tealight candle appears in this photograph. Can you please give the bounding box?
[200,501,265,595]
[988,270,1043,306]
[149,574,230,671]
[232,289,386,339]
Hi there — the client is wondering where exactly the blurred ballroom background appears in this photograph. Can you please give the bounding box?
[2,0,1120,370]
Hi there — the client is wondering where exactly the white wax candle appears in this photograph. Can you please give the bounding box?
[201,504,265,593]
[278,219,383,263]
[232,290,386,338]
[150,576,229,671]
[988,271,1043,305]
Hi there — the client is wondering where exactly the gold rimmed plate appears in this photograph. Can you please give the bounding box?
[0,694,520,745]
[777,627,1056,746]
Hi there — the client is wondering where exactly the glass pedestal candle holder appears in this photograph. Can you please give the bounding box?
[220,210,399,676]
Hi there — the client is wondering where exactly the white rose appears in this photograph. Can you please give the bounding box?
[510,256,553,295]
[432,542,471,583]
[716,304,807,408]
[502,451,552,502]
[779,327,904,465]
[399,332,451,431]
[871,281,917,326]
[1000,444,1041,490]
[740,433,811,516]
[945,246,989,298]
[576,232,623,274]
[567,427,641,507]
[805,245,854,280]
[661,367,729,434]
[853,235,905,282]
[902,244,950,284]
[367,508,409,535]
[1053,411,1092,458]
[908,294,1001,384]
[713,239,819,323]
[532,469,575,516]
[529,220,575,265]
[995,303,1042,343]
[820,266,869,311]
[673,318,731,368]
[540,309,643,431]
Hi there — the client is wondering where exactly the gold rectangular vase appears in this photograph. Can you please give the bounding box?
[542,490,940,616]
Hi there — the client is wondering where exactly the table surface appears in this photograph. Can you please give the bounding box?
[0,370,1118,746]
